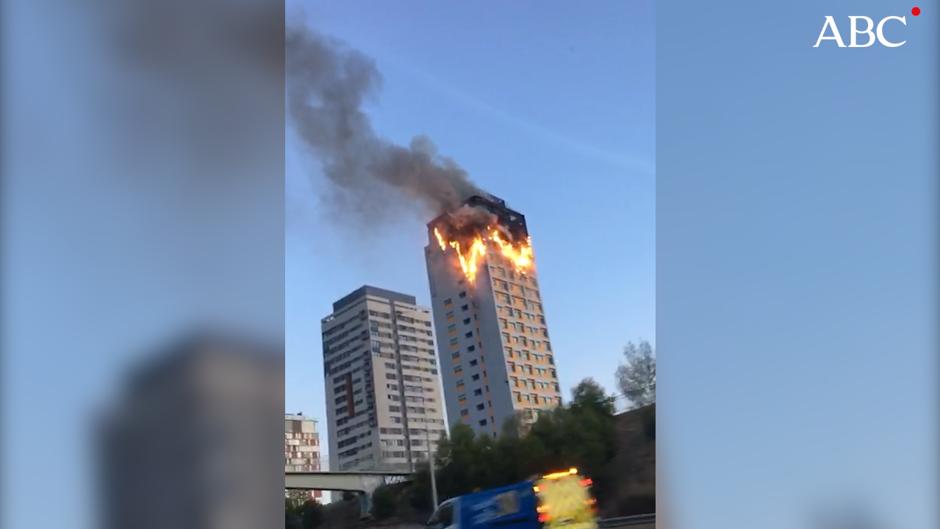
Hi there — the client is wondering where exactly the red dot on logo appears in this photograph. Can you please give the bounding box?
[912,6,921,16]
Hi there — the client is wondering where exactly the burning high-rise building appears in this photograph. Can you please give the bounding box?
[425,194,561,437]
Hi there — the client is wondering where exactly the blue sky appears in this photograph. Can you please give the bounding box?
[657,1,937,527]
[285,1,655,430]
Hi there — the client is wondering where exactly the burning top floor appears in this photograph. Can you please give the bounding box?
[428,194,535,283]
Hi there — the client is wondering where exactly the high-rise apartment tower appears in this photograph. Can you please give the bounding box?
[321,286,446,471]
[425,195,561,437]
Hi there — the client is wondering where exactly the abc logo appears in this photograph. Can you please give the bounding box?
[813,15,909,48]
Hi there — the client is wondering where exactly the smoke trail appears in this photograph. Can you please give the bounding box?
[287,25,481,221]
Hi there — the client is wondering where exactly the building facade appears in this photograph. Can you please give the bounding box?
[425,195,562,437]
[321,286,446,472]
[284,413,322,500]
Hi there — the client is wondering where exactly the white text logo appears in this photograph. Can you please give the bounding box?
[813,7,921,48]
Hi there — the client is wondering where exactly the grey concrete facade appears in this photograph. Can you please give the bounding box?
[321,286,446,472]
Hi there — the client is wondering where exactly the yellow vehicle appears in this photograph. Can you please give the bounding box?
[533,468,598,529]
[427,467,597,529]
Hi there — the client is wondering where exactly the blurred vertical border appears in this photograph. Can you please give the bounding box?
[2,1,286,528]
[658,1,938,528]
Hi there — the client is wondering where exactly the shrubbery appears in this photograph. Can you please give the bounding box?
[412,379,617,506]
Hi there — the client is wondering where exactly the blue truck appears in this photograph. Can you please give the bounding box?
[427,468,597,529]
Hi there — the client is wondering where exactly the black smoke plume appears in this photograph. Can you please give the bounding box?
[287,25,481,222]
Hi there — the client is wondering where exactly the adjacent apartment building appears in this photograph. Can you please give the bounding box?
[284,413,322,500]
[321,286,447,472]
[425,195,562,437]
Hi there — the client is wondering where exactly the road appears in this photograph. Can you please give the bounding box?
[598,513,656,529]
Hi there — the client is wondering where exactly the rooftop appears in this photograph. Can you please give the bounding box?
[332,285,418,312]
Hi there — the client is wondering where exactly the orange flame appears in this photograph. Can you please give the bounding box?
[433,226,534,283]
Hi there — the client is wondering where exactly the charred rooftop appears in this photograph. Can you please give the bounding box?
[427,193,529,242]
[427,193,535,283]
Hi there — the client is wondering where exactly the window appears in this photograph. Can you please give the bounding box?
[469,359,477,367]
[463,318,471,325]
[473,388,482,396]
[471,374,480,381]
[460,409,469,416]
[478,419,487,426]
[476,403,485,411]
[461,304,469,311]
[458,291,467,298]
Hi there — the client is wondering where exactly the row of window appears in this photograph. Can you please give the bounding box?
[385,371,439,382]
[511,376,559,392]
[500,332,550,351]
[323,323,364,347]
[500,305,546,324]
[388,405,438,415]
[515,392,561,406]
[499,319,548,336]
[323,331,368,356]
[495,293,543,312]
[335,412,372,429]
[458,411,494,430]
[507,362,555,379]
[396,323,433,336]
[490,265,538,285]
[339,441,373,458]
[387,394,437,403]
[492,279,540,301]
[323,315,360,337]
[506,348,553,364]
[453,366,483,382]
[324,347,370,375]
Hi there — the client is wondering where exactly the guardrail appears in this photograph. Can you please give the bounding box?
[598,513,656,527]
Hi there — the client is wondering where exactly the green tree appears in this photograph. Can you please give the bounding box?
[371,484,397,520]
[285,497,304,529]
[286,510,303,529]
[408,378,619,511]
[616,340,656,407]
[300,499,324,529]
